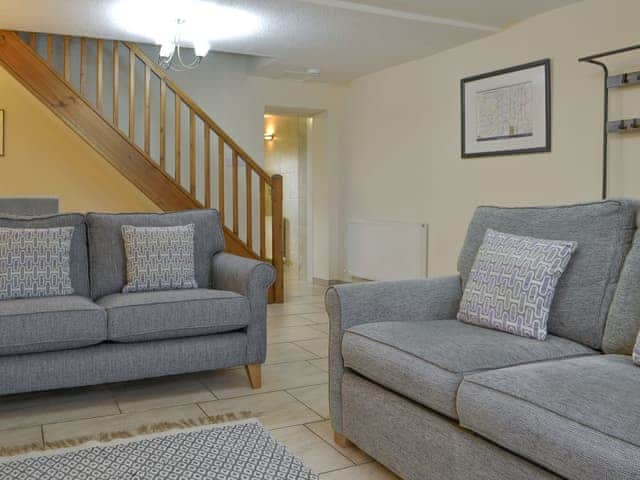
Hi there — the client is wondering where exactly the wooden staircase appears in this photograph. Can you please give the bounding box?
[0,31,284,302]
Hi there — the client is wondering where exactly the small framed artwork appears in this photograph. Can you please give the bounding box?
[0,109,4,156]
[461,59,550,158]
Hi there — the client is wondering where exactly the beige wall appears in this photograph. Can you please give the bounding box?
[309,112,332,281]
[342,0,640,277]
[0,65,159,213]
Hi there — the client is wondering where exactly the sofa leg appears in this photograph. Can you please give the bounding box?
[245,364,262,389]
[334,432,353,448]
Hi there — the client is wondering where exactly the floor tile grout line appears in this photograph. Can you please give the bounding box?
[0,408,120,435]
[195,403,210,418]
[317,463,373,477]
[301,423,356,468]
[303,421,374,467]
[267,423,355,473]
[268,309,326,316]
[286,385,330,422]
[265,356,321,367]
[304,359,328,373]
[205,379,329,401]
[292,341,329,358]
[105,385,123,414]
[268,319,318,327]
[22,401,211,435]
[195,376,220,401]
[268,336,327,346]
[307,324,329,335]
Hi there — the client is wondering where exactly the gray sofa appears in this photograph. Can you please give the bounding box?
[0,209,275,396]
[327,199,640,480]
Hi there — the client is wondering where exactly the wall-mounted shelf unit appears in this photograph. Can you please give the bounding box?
[579,44,640,199]
[608,118,640,133]
[607,71,640,88]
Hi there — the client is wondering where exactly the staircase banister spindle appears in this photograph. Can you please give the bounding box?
[271,174,284,303]
[96,39,104,113]
[232,151,239,234]
[63,36,71,81]
[246,161,253,251]
[124,42,271,184]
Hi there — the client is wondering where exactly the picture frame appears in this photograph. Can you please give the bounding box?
[0,109,4,156]
[461,59,551,158]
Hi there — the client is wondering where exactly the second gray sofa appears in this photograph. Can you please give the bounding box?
[0,209,275,396]
[328,199,640,480]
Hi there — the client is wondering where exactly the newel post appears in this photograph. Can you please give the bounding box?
[271,174,284,303]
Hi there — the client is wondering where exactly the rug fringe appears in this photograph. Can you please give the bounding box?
[1,411,254,458]
[0,443,42,458]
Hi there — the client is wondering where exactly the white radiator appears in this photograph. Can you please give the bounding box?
[346,219,428,281]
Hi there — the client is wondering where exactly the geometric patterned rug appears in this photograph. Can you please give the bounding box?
[0,420,319,479]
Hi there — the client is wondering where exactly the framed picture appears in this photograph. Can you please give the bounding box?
[0,110,4,156]
[461,59,550,158]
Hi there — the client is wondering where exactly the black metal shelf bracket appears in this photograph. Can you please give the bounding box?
[579,44,640,199]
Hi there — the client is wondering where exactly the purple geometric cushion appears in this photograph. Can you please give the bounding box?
[457,229,577,340]
[634,331,640,366]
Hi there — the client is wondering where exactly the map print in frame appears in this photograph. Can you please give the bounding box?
[461,59,550,158]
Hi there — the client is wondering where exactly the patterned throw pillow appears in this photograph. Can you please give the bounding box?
[121,224,197,293]
[457,229,577,340]
[633,331,640,366]
[0,227,75,300]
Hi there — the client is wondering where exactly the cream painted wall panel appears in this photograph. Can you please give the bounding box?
[264,115,309,276]
[310,112,331,280]
[0,65,159,214]
[342,0,640,277]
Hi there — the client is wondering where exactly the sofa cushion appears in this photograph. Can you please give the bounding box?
[87,210,225,299]
[0,296,106,355]
[121,224,197,293]
[0,226,75,300]
[457,355,640,480]
[0,214,90,297]
[97,288,250,342]
[457,200,637,350]
[603,227,640,355]
[458,229,576,340]
[342,320,595,419]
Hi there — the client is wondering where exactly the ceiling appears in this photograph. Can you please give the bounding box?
[0,0,579,83]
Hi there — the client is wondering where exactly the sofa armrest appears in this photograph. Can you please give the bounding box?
[327,275,462,434]
[212,253,276,364]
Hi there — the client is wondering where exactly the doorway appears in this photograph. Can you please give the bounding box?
[263,113,312,281]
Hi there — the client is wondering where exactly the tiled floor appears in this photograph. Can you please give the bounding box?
[0,278,398,479]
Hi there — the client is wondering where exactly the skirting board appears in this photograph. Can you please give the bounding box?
[312,278,347,287]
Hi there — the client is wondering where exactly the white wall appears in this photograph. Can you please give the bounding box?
[341,0,640,278]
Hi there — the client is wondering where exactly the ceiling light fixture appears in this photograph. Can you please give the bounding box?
[158,19,205,71]
[111,0,260,71]
[264,133,276,141]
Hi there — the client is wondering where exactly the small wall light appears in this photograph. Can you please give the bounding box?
[264,132,275,141]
